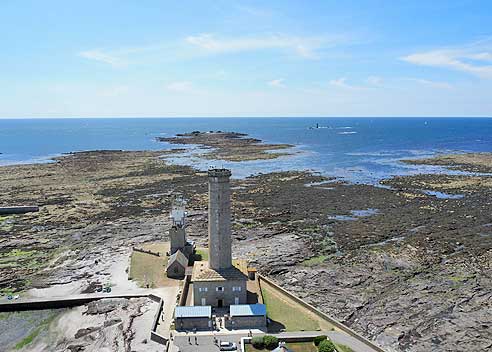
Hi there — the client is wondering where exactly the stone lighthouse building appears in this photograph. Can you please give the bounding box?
[192,169,247,308]
[166,197,194,279]
[208,168,233,270]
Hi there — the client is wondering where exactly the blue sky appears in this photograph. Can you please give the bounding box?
[1,0,492,117]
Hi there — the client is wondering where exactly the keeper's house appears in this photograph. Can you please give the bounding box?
[174,306,212,331]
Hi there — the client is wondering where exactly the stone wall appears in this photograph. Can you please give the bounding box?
[225,315,267,329]
[166,261,186,279]
[175,317,212,331]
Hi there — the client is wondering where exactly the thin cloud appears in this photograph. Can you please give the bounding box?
[185,33,341,59]
[401,40,492,78]
[236,5,273,18]
[78,31,351,67]
[329,77,364,90]
[367,76,383,86]
[166,81,194,92]
[468,52,492,61]
[268,79,285,88]
[78,50,126,68]
[405,78,453,89]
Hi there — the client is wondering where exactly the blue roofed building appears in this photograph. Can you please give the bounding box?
[175,305,212,330]
[226,304,267,329]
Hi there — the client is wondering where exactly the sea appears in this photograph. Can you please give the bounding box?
[1,117,492,185]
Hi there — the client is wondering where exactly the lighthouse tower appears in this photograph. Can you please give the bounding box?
[207,168,233,270]
[169,197,187,255]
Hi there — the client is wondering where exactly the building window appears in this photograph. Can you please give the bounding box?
[216,286,224,292]
[234,297,239,305]
[232,286,241,292]
[199,287,208,292]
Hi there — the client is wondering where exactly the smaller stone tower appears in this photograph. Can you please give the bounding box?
[169,197,186,255]
[208,168,233,270]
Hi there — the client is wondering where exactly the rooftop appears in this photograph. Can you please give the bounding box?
[207,168,232,178]
[175,305,212,318]
[168,250,188,268]
[192,261,247,282]
[230,304,266,317]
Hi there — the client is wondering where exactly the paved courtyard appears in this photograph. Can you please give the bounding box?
[170,330,382,352]
[171,332,246,352]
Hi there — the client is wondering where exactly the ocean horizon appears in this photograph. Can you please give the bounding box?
[2,117,492,184]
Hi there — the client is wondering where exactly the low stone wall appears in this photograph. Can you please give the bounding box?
[150,331,168,345]
[178,274,191,306]
[133,247,160,257]
[258,275,386,352]
[148,294,169,347]
[0,206,39,215]
[0,293,148,312]
[149,294,163,332]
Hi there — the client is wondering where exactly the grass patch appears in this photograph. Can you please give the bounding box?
[261,282,322,332]
[129,244,169,288]
[14,312,58,350]
[193,247,209,261]
[301,255,328,267]
[334,343,354,352]
[5,249,37,257]
[448,274,473,283]
[15,327,42,350]
[0,249,42,273]
[0,287,14,296]
[286,342,318,352]
[234,221,257,229]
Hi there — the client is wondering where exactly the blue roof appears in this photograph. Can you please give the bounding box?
[175,306,212,318]
[230,304,266,317]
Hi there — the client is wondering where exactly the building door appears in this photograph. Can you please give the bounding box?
[234,297,239,305]
[218,299,223,308]
[201,298,206,306]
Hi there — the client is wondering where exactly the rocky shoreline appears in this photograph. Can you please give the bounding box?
[1,133,491,351]
[157,131,293,161]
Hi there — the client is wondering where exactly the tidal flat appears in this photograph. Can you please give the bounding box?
[0,133,491,351]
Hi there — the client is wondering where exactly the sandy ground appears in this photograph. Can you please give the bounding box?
[20,298,160,352]
[27,251,143,299]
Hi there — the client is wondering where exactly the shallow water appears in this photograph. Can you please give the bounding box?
[421,190,464,199]
[2,117,492,184]
[328,208,379,221]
